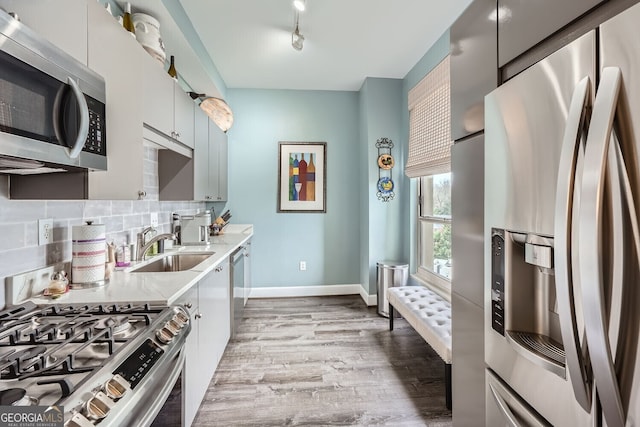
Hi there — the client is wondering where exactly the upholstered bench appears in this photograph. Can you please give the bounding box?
[387,286,452,410]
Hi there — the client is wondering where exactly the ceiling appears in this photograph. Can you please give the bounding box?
[175,0,474,92]
[126,1,473,94]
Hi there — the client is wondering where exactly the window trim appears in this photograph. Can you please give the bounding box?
[416,176,452,291]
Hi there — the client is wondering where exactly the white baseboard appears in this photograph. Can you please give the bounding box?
[249,284,377,306]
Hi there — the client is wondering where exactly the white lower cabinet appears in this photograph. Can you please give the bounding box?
[177,286,200,427]
[179,258,231,427]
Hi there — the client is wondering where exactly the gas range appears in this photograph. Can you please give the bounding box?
[0,301,190,426]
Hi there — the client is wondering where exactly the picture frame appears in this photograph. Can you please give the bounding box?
[277,141,327,213]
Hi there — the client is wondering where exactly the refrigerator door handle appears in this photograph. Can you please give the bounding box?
[553,76,592,411]
[579,66,625,427]
[489,383,520,427]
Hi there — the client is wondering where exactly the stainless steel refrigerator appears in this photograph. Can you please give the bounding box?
[484,2,640,426]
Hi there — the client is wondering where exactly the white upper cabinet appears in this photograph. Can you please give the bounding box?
[86,0,145,200]
[0,0,88,64]
[193,108,228,201]
[141,53,195,149]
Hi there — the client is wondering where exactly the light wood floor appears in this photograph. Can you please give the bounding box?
[193,295,452,427]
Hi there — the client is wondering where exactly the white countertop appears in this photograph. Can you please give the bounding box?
[25,224,253,307]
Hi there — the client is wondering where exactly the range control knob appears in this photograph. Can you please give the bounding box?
[83,391,113,421]
[103,374,131,400]
[174,311,189,325]
[156,327,174,344]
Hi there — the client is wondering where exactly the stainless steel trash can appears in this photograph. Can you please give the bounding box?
[377,261,408,317]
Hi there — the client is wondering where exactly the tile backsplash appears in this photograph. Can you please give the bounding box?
[0,146,205,309]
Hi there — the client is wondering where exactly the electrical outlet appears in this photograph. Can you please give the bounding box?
[299,261,306,271]
[150,212,159,227]
[38,219,53,245]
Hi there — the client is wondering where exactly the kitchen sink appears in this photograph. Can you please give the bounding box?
[131,253,214,273]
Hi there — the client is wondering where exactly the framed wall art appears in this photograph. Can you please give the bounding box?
[277,141,327,213]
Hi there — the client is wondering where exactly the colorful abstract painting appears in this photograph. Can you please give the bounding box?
[278,142,326,212]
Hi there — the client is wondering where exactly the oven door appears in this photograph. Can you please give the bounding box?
[123,347,186,427]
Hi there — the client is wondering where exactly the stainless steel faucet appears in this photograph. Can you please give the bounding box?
[136,232,176,261]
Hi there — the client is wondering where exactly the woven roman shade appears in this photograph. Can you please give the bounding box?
[405,55,451,178]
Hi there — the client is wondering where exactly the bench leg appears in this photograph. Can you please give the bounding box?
[445,363,452,410]
[389,304,394,331]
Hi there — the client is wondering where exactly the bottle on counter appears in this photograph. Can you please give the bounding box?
[122,2,135,37]
[116,242,131,267]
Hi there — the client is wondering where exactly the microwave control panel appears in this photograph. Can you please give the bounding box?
[491,228,505,336]
[84,95,106,156]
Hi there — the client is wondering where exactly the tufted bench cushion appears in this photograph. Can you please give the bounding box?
[387,286,452,363]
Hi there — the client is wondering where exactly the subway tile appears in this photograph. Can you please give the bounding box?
[46,201,84,219]
[101,216,124,234]
[0,224,26,251]
[45,241,69,265]
[123,214,144,230]
[111,201,134,215]
[0,200,46,222]
[0,246,47,281]
[84,200,112,217]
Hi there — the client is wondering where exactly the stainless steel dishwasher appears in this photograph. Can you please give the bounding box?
[230,245,246,337]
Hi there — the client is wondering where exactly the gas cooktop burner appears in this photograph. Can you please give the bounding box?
[0,388,39,406]
[0,301,191,426]
[94,316,136,339]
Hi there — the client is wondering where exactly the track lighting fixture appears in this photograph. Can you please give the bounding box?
[292,12,304,51]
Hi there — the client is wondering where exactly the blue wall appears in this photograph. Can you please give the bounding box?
[359,78,404,294]
[215,31,451,296]
[225,89,361,289]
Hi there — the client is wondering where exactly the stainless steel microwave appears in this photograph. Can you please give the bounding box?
[0,10,106,174]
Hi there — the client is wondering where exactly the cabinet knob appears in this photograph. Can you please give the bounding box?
[175,131,181,138]
[137,190,146,200]
[215,266,224,272]
[195,313,203,319]
[184,302,193,309]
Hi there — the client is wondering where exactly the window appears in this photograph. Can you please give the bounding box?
[417,173,451,288]
[405,55,452,291]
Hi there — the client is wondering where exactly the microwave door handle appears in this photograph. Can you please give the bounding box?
[65,77,89,159]
[579,66,625,427]
[553,76,592,411]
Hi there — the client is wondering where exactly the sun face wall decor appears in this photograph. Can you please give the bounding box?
[376,137,395,202]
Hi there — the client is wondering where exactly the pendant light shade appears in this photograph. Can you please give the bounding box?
[189,92,234,133]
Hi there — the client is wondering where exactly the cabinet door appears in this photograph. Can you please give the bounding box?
[0,0,88,64]
[198,259,231,393]
[141,52,174,137]
[450,0,497,140]
[498,0,605,66]
[209,121,228,201]
[176,285,199,427]
[193,108,211,201]
[174,85,195,148]
[86,0,144,200]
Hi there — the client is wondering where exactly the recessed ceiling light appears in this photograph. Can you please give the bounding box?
[293,0,306,12]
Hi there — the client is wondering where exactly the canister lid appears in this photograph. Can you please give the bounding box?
[377,260,408,268]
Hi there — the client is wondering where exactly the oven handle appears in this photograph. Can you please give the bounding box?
[137,347,186,427]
